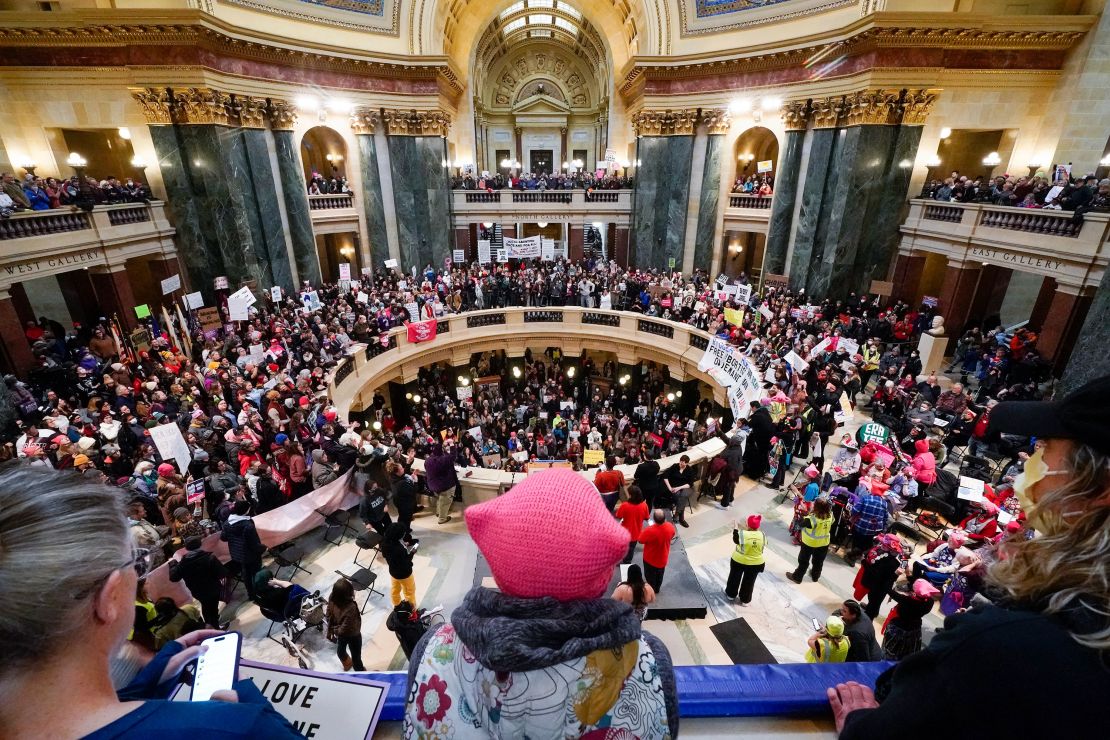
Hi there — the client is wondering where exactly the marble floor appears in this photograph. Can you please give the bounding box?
[221,410,946,737]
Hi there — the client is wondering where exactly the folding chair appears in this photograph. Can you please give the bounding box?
[269,542,311,581]
[353,530,383,569]
[333,567,383,614]
[317,506,359,546]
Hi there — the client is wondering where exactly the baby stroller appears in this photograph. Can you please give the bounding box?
[387,602,445,661]
[827,486,857,552]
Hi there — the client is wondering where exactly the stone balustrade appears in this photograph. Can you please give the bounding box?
[728,194,773,209]
[899,199,1110,290]
[307,193,359,236]
[451,188,633,225]
[307,193,355,210]
[328,305,729,503]
[722,194,772,234]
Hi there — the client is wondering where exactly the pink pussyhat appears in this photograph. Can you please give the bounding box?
[913,579,941,599]
[465,468,629,601]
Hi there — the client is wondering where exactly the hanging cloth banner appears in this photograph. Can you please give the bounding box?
[504,235,541,259]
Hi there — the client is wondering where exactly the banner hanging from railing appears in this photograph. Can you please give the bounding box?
[505,235,541,259]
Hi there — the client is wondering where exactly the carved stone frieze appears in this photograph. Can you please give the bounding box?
[130,87,174,125]
[899,88,941,126]
[809,96,846,129]
[631,109,701,137]
[267,99,298,131]
[231,95,269,129]
[381,109,452,137]
[700,108,731,135]
[780,100,810,131]
[349,108,378,135]
[841,89,902,127]
[172,87,233,126]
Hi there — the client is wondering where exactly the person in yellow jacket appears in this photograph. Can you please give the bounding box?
[787,496,834,584]
[806,614,851,663]
[859,339,881,402]
[725,514,766,605]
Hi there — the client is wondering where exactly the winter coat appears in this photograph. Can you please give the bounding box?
[911,439,937,486]
[168,549,225,601]
[423,450,458,494]
[310,448,339,489]
[220,515,266,566]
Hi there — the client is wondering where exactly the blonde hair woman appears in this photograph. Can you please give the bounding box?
[827,376,1110,737]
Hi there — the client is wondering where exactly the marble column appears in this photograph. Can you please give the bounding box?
[351,112,391,270]
[1028,277,1058,331]
[692,130,726,273]
[936,261,982,337]
[387,135,451,269]
[272,125,321,287]
[0,291,35,375]
[631,135,694,269]
[1038,284,1092,374]
[764,110,807,275]
[1061,269,1110,393]
[90,266,140,331]
[787,127,836,290]
[9,283,35,325]
[227,126,283,289]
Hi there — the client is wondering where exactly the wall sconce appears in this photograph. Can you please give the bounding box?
[19,161,37,177]
[561,161,569,169]
[118,127,132,140]
[939,127,952,140]
[537,221,548,228]
[326,153,343,163]
[925,154,942,168]
[566,366,576,378]
[131,155,147,169]
[481,221,494,228]
[982,151,1002,167]
[572,159,583,169]
[67,152,87,168]
[1100,153,1110,167]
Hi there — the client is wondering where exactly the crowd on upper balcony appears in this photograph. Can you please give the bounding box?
[731,174,775,196]
[305,169,353,196]
[0,170,152,217]
[451,170,634,191]
[920,169,1110,217]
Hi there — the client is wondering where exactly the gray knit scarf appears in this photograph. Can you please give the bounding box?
[451,587,642,673]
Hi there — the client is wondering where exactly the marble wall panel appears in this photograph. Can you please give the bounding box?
[764,129,804,275]
[239,128,290,290]
[787,128,834,291]
[388,136,450,269]
[631,136,694,269]
[274,129,321,286]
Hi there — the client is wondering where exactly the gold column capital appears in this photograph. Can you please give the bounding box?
[231,95,269,129]
[349,108,378,135]
[699,108,731,135]
[130,87,174,125]
[810,96,846,129]
[381,109,452,137]
[631,109,701,137]
[631,109,665,137]
[172,87,233,126]
[780,100,810,131]
[267,99,298,131]
[899,88,942,126]
[842,89,902,127]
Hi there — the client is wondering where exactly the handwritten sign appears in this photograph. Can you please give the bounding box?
[160,274,181,295]
[505,235,541,259]
[583,449,605,466]
[477,239,491,264]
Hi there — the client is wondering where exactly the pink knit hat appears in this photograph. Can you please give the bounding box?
[465,468,629,601]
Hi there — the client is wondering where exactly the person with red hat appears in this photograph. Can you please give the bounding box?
[726,514,766,605]
[638,508,677,593]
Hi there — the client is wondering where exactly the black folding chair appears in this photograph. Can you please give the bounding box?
[317,506,359,546]
[269,542,311,581]
[333,567,383,614]
[353,530,383,569]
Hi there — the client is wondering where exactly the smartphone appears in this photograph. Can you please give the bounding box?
[191,632,242,701]
[811,617,823,632]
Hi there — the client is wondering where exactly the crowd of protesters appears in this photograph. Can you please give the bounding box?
[1,170,152,215]
[730,173,774,196]
[920,169,1110,218]
[451,169,633,190]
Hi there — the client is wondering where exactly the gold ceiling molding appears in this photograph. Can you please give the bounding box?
[780,100,811,131]
[267,99,298,131]
[232,95,269,129]
[0,22,463,98]
[380,110,452,137]
[700,108,732,135]
[349,108,379,136]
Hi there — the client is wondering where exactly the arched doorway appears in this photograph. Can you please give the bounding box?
[300,126,347,185]
[732,126,779,190]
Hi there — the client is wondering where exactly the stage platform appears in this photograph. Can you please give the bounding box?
[472,531,709,621]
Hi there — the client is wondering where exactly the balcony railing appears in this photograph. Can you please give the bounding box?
[728,194,773,209]
[0,209,92,240]
[452,188,632,215]
[0,202,171,244]
[308,193,355,210]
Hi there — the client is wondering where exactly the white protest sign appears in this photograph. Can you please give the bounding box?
[457,385,473,401]
[735,283,752,304]
[496,248,508,263]
[384,258,398,269]
[477,239,491,264]
[227,287,256,321]
[184,291,204,310]
[834,392,853,425]
[160,274,181,295]
[784,350,809,373]
[838,337,860,357]
[468,425,483,442]
[541,238,555,261]
[356,291,369,304]
[269,285,281,302]
[247,343,265,366]
[453,249,465,263]
[301,291,322,311]
[148,423,192,473]
[505,235,541,259]
[807,337,832,360]
[759,304,774,322]
[405,302,420,322]
[338,263,351,281]
[241,660,387,740]
[957,476,986,502]
[553,242,567,260]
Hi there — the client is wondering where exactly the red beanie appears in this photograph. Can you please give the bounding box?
[747,514,762,530]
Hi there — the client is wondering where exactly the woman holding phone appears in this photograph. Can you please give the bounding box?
[0,465,301,739]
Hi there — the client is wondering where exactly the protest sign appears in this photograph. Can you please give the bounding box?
[270,285,282,302]
[213,276,229,290]
[838,337,860,357]
[197,307,222,331]
[356,291,369,304]
[338,263,351,281]
[784,350,809,373]
[457,385,473,401]
[735,283,752,304]
[160,274,181,295]
[184,291,204,310]
[467,425,483,443]
[496,249,508,263]
[505,235,541,259]
[134,304,151,319]
[583,449,605,466]
[186,480,205,505]
[477,239,491,264]
[807,337,832,360]
[300,291,322,311]
[384,258,398,269]
[453,249,465,263]
[541,239,555,261]
[759,304,774,322]
[724,307,745,326]
[148,423,192,472]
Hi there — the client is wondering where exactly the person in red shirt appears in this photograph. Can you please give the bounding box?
[594,456,626,513]
[616,486,649,564]
[638,509,676,593]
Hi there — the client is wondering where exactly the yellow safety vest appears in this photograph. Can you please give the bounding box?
[801,514,834,548]
[806,636,850,663]
[732,529,766,565]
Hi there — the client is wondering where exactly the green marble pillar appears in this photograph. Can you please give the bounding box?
[692,134,724,272]
[787,128,836,291]
[632,136,694,268]
[388,135,451,269]
[355,134,390,269]
[273,129,321,287]
[764,129,805,275]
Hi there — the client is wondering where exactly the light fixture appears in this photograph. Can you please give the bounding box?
[925,154,941,168]
[19,160,37,174]
[982,151,1002,166]
[566,366,576,378]
[131,155,147,168]
[592,221,603,229]
[561,161,569,169]
[898,159,913,168]
[537,221,548,228]
[620,160,631,168]
[461,378,471,386]
[326,153,343,163]
[635,159,642,166]
[512,366,522,378]
[118,127,132,140]
[738,152,754,163]
[676,390,683,398]
[618,376,628,386]
[295,94,319,110]
[939,127,952,139]
[372,420,382,431]
[1101,153,1110,167]
[406,392,413,400]
[412,394,421,403]
[573,158,583,168]
[67,152,87,167]
[481,221,494,228]
[666,392,675,402]
[729,98,751,114]
[457,375,466,383]
[441,158,449,167]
